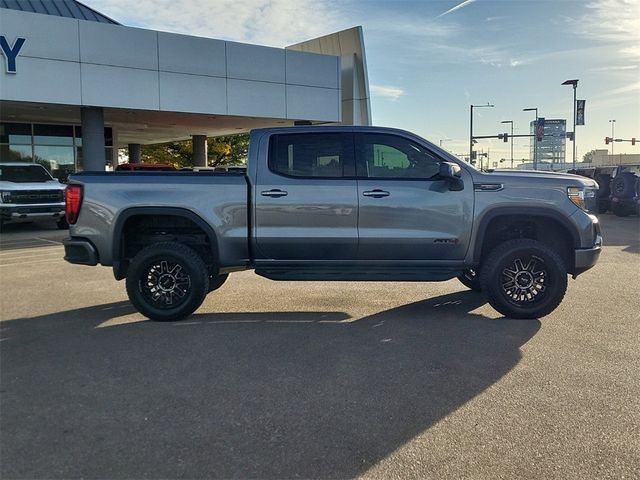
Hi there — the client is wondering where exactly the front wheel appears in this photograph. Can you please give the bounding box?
[481,239,567,319]
[126,242,209,321]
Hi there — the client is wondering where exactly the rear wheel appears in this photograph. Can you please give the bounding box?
[126,242,209,321]
[481,239,567,319]
[457,268,482,291]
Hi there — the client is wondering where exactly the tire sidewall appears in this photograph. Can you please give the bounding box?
[126,243,209,321]
[482,240,567,319]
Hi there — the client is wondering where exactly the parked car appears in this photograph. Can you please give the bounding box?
[63,126,602,321]
[0,162,67,229]
[610,165,640,216]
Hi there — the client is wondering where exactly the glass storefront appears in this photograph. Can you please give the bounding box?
[0,122,114,181]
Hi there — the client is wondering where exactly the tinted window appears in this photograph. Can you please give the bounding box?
[0,165,53,182]
[357,134,441,179]
[270,133,352,178]
[33,124,74,146]
[0,123,31,144]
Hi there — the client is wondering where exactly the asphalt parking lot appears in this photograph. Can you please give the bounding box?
[1,214,638,479]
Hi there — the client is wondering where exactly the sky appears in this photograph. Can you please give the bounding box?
[84,0,640,163]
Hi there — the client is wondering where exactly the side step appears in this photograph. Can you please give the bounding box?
[254,267,460,282]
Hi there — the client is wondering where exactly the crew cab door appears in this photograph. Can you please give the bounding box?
[254,132,358,260]
[355,132,473,260]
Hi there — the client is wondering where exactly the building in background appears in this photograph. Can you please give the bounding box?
[529,119,566,165]
[0,1,371,178]
[587,149,640,167]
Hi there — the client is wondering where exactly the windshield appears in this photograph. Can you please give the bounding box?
[0,165,54,182]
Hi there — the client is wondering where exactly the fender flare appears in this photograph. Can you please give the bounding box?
[111,207,219,280]
[471,206,580,264]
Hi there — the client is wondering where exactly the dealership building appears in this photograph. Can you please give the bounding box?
[0,0,371,178]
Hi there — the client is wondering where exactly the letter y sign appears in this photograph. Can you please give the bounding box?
[0,36,27,73]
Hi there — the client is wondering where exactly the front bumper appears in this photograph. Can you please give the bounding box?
[574,216,603,276]
[1,204,65,221]
[63,237,99,266]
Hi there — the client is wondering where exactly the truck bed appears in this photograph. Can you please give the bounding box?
[69,171,250,267]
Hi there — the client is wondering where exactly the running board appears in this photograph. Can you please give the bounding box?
[254,267,460,282]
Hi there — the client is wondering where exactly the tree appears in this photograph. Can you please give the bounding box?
[139,133,249,168]
[582,150,597,163]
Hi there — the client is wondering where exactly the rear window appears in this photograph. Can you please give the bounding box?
[0,164,53,182]
[269,133,352,178]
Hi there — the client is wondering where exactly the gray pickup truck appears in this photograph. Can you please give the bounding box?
[63,126,602,321]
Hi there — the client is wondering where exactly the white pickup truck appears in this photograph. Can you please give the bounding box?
[0,162,67,230]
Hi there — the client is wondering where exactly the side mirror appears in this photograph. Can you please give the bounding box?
[439,161,461,179]
[439,161,463,191]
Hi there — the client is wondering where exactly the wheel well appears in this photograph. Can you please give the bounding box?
[117,214,217,278]
[477,215,575,273]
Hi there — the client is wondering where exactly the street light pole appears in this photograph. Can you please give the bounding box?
[562,79,579,170]
[609,119,616,156]
[523,107,538,170]
[501,120,514,169]
[470,103,494,164]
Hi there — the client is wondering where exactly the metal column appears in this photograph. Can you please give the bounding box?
[128,143,141,164]
[80,107,105,171]
[192,135,208,167]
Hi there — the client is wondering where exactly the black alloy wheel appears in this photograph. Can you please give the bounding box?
[126,242,209,321]
[481,239,567,319]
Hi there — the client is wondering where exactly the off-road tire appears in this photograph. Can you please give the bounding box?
[481,239,567,319]
[126,242,209,321]
[457,268,482,292]
[208,273,229,292]
[611,172,637,199]
[612,202,631,217]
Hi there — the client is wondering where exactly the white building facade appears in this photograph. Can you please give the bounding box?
[0,1,371,176]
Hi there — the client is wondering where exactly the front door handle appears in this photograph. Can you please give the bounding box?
[261,189,288,198]
[362,189,390,198]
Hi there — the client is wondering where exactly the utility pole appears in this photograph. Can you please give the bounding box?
[470,103,494,164]
[501,120,514,169]
[523,107,539,170]
[609,119,616,156]
[562,79,579,170]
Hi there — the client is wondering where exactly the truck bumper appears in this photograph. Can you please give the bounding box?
[574,217,603,276]
[1,205,65,221]
[63,237,99,266]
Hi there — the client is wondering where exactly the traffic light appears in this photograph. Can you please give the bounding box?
[605,137,610,145]
[633,138,636,146]
[503,133,508,142]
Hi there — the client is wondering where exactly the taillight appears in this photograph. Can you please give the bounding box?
[65,184,83,224]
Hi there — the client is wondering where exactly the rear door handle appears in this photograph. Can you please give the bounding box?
[261,189,288,198]
[362,189,390,198]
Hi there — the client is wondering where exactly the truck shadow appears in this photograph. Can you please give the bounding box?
[1,291,539,479]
